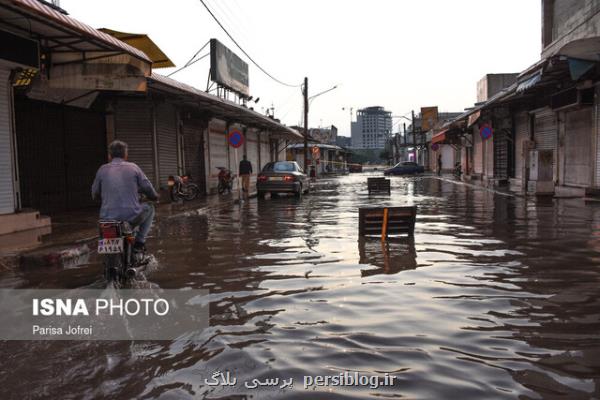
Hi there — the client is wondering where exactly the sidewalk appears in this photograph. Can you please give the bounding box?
[0,193,240,271]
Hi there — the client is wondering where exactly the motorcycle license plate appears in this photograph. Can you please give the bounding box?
[98,238,124,254]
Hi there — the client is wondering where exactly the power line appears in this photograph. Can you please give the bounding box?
[197,0,301,88]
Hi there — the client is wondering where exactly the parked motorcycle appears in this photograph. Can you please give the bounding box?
[97,219,149,285]
[168,174,200,201]
[217,167,235,194]
[454,162,462,179]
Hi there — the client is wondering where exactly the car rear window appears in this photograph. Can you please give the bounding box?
[273,162,296,172]
[262,162,275,172]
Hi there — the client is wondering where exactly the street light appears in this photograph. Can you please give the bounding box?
[303,80,339,172]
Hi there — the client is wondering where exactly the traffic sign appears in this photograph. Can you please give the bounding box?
[228,129,244,148]
[480,124,493,140]
[312,146,320,155]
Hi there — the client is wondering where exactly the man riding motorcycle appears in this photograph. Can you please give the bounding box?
[91,140,158,253]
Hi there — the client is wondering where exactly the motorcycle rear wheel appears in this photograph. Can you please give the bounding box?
[184,183,200,200]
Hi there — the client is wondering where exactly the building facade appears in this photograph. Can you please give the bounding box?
[351,106,392,149]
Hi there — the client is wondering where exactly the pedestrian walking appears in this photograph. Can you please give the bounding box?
[437,153,442,176]
[239,155,252,199]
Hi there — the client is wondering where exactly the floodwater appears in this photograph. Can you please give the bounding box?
[1,174,600,399]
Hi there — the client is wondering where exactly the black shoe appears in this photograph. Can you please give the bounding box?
[133,241,146,253]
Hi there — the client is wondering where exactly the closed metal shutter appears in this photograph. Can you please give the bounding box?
[16,98,105,213]
[245,129,259,169]
[208,120,227,192]
[534,108,557,151]
[473,130,483,174]
[64,107,106,209]
[493,128,508,179]
[260,135,270,169]
[156,102,178,188]
[564,107,592,187]
[182,117,206,194]
[245,129,259,189]
[0,68,15,214]
[514,112,529,181]
[596,88,600,187]
[114,99,155,185]
[16,99,66,213]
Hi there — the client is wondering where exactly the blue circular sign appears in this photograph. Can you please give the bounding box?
[480,124,493,140]
[228,130,244,148]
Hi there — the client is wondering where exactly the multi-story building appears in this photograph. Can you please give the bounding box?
[351,106,392,149]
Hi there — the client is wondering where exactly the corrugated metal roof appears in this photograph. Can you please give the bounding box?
[149,73,303,140]
[1,0,151,63]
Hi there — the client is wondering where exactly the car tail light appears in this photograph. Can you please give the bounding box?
[258,175,268,182]
[99,223,119,238]
[283,175,295,182]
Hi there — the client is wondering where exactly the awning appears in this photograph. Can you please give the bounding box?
[568,57,596,80]
[516,71,542,93]
[467,110,481,127]
[149,73,303,141]
[0,0,151,64]
[99,28,175,69]
[431,129,448,144]
[0,0,152,92]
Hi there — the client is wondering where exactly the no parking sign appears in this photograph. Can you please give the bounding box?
[479,123,493,140]
[228,129,244,148]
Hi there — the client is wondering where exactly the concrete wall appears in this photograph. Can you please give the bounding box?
[542,0,600,57]
[477,74,519,103]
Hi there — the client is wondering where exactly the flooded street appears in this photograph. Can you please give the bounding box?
[1,173,600,399]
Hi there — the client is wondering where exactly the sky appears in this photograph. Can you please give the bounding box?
[62,0,541,136]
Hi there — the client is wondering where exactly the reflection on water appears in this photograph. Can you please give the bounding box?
[1,174,600,399]
[359,237,417,277]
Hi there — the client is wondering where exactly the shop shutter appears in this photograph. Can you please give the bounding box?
[182,117,206,194]
[156,102,178,188]
[564,107,592,187]
[16,99,66,213]
[114,99,155,185]
[0,68,14,214]
[493,128,508,179]
[534,108,557,151]
[473,130,483,174]
[245,130,259,169]
[514,112,529,181]
[260,135,271,169]
[63,107,106,210]
[208,120,227,192]
[596,88,600,187]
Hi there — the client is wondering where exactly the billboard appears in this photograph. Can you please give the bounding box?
[421,106,438,131]
[210,39,249,96]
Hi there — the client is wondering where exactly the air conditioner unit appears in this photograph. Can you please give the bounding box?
[551,87,594,110]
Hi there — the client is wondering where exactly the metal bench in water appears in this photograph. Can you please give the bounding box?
[367,177,391,194]
[358,206,417,239]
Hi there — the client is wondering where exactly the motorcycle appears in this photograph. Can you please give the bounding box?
[217,167,235,194]
[168,174,200,201]
[454,162,462,179]
[97,219,150,285]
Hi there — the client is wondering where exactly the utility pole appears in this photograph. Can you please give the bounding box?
[411,110,416,162]
[303,77,309,172]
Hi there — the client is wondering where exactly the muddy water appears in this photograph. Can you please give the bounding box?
[1,174,600,399]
